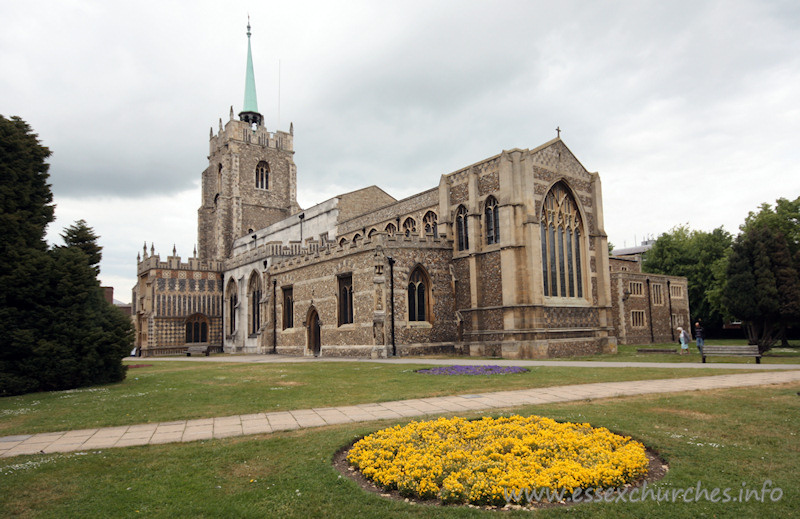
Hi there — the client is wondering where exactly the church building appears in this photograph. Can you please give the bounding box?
[133,23,689,358]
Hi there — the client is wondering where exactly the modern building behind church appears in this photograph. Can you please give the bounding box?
[133,23,689,358]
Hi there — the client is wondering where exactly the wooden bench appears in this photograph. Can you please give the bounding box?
[702,345,761,364]
[186,345,210,357]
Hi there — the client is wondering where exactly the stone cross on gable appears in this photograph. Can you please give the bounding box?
[556,126,561,138]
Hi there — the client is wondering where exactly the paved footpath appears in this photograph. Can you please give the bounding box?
[2,367,799,459]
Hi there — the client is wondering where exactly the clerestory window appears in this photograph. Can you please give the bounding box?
[423,211,438,238]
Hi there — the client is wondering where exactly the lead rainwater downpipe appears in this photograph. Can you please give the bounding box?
[272,278,277,354]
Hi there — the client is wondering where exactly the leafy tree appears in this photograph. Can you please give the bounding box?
[0,115,132,396]
[743,197,800,255]
[723,221,800,351]
[642,224,732,334]
[60,219,103,274]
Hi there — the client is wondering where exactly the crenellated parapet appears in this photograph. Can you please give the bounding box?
[224,240,322,271]
[209,114,294,155]
[268,233,452,273]
[137,243,223,275]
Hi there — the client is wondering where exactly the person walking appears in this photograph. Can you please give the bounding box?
[677,326,690,355]
[694,321,704,355]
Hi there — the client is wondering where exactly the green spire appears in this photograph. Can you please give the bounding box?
[242,18,259,114]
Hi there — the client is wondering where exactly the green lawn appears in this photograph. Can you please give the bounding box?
[1,383,796,518]
[0,361,770,436]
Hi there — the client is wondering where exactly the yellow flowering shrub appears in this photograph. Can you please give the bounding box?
[347,415,649,506]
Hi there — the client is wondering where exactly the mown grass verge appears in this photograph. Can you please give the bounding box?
[0,362,768,436]
[0,383,796,518]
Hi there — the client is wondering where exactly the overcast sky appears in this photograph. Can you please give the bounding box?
[2,0,798,303]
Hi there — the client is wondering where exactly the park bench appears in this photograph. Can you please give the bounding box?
[186,345,210,357]
[702,345,761,364]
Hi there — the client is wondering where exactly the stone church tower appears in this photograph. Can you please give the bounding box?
[197,22,300,261]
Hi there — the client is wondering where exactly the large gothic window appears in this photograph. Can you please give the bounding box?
[403,217,417,237]
[248,272,262,335]
[407,266,430,322]
[540,182,584,298]
[185,314,209,343]
[338,274,353,325]
[423,211,438,238]
[485,196,500,245]
[456,205,469,251]
[385,223,397,236]
[255,161,269,189]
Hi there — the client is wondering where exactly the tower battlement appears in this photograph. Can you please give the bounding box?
[210,115,293,154]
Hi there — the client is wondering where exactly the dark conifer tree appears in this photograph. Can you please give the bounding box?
[724,223,799,351]
[60,219,103,274]
[0,116,132,395]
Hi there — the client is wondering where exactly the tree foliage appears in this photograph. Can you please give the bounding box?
[60,219,103,274]
[642,224,732,333]
[723,198,800,351]
[0,115,132,396]
[0,116,54,272]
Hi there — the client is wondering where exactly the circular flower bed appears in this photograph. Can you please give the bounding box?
[347,415,649,506]
[416,365,528,376]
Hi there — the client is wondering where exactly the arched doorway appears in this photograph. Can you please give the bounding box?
[307,307,321,357]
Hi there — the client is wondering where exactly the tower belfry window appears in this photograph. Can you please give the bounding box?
[256,161,269,189]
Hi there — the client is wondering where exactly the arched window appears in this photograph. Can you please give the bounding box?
[402,217,417,237]
[385,223,396,236]
[185,314,209,343]
[407,266,430,322]
[352,233,361,244]
[485,196,500,245]
[367,228,378,239]
[255,161,269,189]
[338,237,347,247]
[248,272,262,335]
[282,286,294,329]
[338,274,353,325]
[456,205,469,251]
[423,211,438,238]
[226,279,238,334]
[540,182,584,298]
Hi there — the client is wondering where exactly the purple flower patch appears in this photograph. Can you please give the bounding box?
[416,365,529,376]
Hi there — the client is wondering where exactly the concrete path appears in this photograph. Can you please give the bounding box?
[2,369,799,459]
